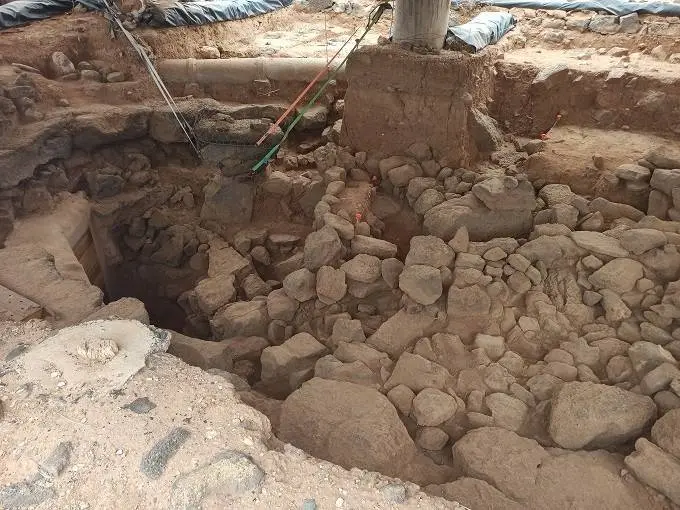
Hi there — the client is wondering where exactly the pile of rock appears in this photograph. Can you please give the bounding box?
[638,145,680,220]
[198,139,680,507]
[49,51,126,83]
[0,70,42,128]
[34,122,680,508]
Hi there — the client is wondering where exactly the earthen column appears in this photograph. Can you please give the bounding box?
[392,0,450,50]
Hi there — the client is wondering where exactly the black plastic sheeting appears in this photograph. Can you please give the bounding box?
[452,0,680,16]
[143,0,294,27]
[0,0,85,28]
[446,11,515,52]
[0,0,293,29]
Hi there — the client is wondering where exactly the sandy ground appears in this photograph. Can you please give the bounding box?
[0,320,466,510]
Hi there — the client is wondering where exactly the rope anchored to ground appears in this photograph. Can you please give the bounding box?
[100,0,391,175]
[249,1,392,176]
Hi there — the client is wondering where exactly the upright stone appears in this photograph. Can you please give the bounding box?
[201,175,254,224]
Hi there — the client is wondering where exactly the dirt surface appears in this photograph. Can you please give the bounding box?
[138,7,389,60]
[504,47,680,81]
[0,320,465,510]
[526,125,678,197]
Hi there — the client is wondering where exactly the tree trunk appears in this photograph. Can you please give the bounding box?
[392,0,450,50]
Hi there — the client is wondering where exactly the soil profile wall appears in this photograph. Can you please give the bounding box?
[341,45,498,167]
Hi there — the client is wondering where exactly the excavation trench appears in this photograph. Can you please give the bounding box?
[6,21,680,508]
[69,126,453,478]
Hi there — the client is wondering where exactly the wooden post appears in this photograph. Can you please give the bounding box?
[393,0,450,50]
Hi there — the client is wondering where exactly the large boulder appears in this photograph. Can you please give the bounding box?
[615,164,650,182]
[208,243,251,279]
[645,145,680,169]
[195,274,236,316]
[384,352,453,392]
[452,428,668,509]
[539,183,575,206]
[0,243,103,326]
[260,333,328,395]
[282,268,317,302]
[350,235,398,259]
[220,336,269,363]
[625,438,680,506]
[334,341,389,372]
[452,427,548,501]
[570,231,629,258]
[628,341,677,378]
[411,388,457,426]
[549,382,656,449]
[315,266,347,304]
[331,318,366,345]
[424,198,533,242]
[468,108,504,153]
[404,236,454,268]
[399,265,443,305]
[211,300,268,338]
[279,378,452,485]
[447,284,491,342]
[414,332,474,375]
[201,175,255,225]
[261,170,292,195]
[471,177,536,211]
[588,258,644,294]
[619,229,667,255]
[367,309,441,358]
[651,169,680,196]
[340,254,381,283]
[323,212,354,240]
[313,356,380,388]
[303,225,344,271]
[426,478,523,510]
[168,330,233,371]
[485,393,529,432]
[49,51,76,77]
[651,409,680,459]
[531,449,668,510]
[266,288,299,322]
[82,297,149,324]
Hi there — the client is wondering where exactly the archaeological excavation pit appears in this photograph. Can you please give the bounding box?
[3,1,680,509]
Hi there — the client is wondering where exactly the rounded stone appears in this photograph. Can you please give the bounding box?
[411,388,457,426]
